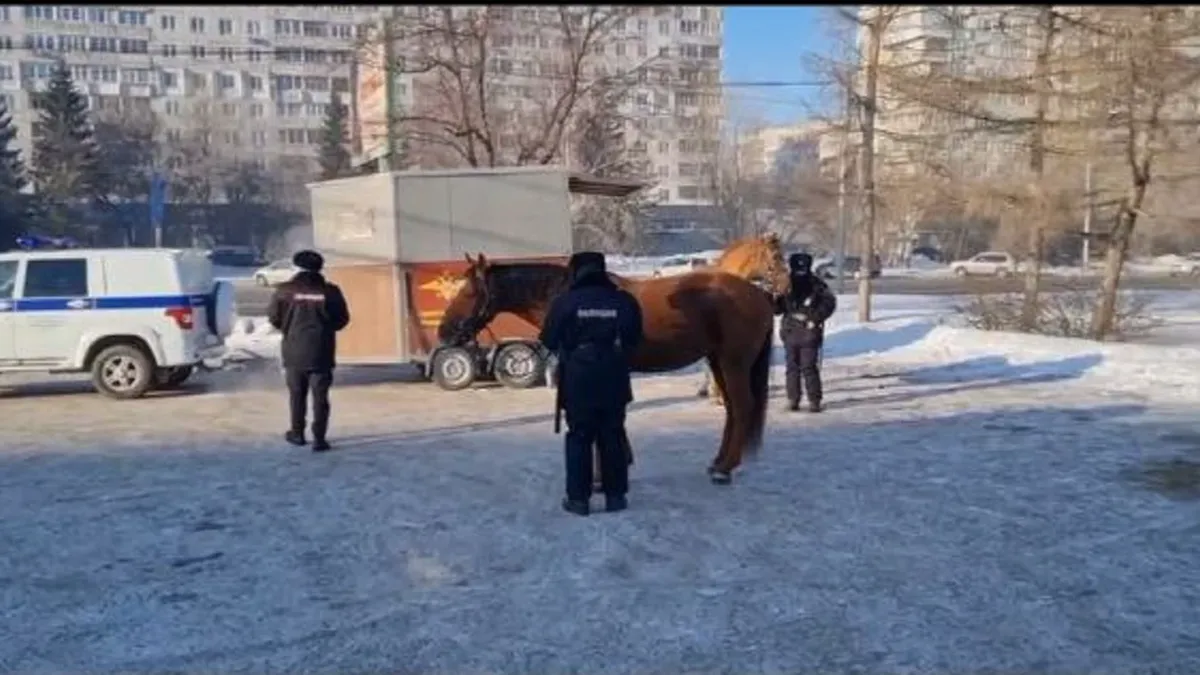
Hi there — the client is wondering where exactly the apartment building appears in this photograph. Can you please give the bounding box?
[377,6,724,206]
[0,4,381,189]
[738,121,825,179]
[859,5,1041,179]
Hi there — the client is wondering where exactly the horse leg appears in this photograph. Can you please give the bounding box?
[706,356,735,485]
[710,356,753,484]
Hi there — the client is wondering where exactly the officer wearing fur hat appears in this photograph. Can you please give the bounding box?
[539,251,644,516]
[775,252,837,412]
[267,250,351,451]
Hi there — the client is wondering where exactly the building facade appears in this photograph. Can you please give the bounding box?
[0,4,381,192]
[738,121,826,179]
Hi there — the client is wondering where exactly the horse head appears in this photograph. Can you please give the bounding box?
[718,233,789,295]
[438,252,492,345]
[437,254,570,345]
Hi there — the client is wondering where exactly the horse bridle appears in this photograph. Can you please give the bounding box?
[451,267,495,345]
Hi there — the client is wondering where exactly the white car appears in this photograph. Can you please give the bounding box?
[949,251,1017,277]
[0,248,236,398]
[253,259,299,286]
[1171,253,1200,277]
[651,254,713,278]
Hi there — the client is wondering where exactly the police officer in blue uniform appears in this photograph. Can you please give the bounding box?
[539,251,644,516]
[267,250,351,452]
[775,252,837,412]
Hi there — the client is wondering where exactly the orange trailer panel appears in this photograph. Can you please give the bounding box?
[405,256,567,356]
[324,264,405,363]
[326,255,566,365]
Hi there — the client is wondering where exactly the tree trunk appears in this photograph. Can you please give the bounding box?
[1019,225,1045,330]
[1090,184,1145,340]
[1019,6,1056,333]
[856,13,883,324]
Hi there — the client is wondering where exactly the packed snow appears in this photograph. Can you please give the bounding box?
[3,293,1200,672]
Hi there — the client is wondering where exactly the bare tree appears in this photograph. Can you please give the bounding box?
[569,80,656,254]
[367,6,648,169]
[836,6,904,322]
[1075,7,1200,338]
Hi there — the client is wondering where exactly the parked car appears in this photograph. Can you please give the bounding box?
[651,255,711,277]
[910,246,945,263]
[1170,252,1200,277]
[0,247,235,398]
[208,246,263,268]
[253,258,300,286]
[949,251,1017,277]
[813,254,882,280]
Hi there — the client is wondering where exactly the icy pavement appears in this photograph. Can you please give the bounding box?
[3,323,1200,673]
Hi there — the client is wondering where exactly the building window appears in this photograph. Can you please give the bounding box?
[249,103,263,118]
[160,72,177,88]
[161,44,177,57]
[248,75,263,91]
[217,73,235,90]
[189,16,204,33]
[218,19,233,35]
[190,45,206,58]
[160,15,175,30]
[677,185,700,200]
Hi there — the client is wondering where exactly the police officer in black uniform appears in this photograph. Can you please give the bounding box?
[267,250,351,452]
[775,252,837,412]
[539,251,644,516]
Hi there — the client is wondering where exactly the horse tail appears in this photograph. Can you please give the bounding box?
[744,322,773,456]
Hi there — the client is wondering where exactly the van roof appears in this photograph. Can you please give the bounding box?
[0,247,208,261]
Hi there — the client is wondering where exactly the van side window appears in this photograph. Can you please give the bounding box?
[23,259,89,298]
[0,261,16,299]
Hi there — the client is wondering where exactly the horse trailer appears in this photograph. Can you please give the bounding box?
[308,166,642,391]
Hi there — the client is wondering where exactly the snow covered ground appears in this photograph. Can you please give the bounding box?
[3,295,1200,671]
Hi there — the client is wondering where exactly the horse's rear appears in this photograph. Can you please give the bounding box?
[621,270,774,483]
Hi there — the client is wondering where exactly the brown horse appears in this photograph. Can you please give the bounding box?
[438,253,775,484]
[701,234,789,406]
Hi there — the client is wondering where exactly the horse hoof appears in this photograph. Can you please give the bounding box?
[709,471,732,485]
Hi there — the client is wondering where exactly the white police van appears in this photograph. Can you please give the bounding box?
[0,248,236,399]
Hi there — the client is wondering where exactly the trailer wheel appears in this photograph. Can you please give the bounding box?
[493,341,546,389]
[431,346,477,391]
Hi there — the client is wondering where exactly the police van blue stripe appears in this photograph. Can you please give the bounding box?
[4,294,208,312]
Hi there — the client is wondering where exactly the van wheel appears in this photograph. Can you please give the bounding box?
[92,345,154,399]
[493,342,546,389]
[154,366,194,389]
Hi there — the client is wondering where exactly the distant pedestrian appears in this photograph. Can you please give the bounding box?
[267,250,351,452]
[540,251,644,516]
[775,252,837,412]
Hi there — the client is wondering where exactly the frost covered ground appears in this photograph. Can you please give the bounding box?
[4,296,1200,672]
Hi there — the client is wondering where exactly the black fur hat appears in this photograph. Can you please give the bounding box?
[293,249,324,272]
[568,251,606,277]
[789,252,813,274]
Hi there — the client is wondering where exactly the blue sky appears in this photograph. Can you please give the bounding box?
[721,6,840,125]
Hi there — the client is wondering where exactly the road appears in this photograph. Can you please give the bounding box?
[231,273,1200,317]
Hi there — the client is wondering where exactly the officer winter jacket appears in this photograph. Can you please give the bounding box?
[775,273,837,347]
[539,270,644,411]
[267,270,351,371]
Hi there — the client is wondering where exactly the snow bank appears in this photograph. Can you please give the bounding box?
[823,315,1200,399]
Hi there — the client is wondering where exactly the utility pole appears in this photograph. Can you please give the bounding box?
[834,70,852,294]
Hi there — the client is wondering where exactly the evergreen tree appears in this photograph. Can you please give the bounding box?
[318,92,352,180]
[0,96,30,249]
[30,61,104,238]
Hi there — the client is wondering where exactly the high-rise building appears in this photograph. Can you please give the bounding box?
[367,6,724,206]
[738,121,826,179]
[0,5,382,193]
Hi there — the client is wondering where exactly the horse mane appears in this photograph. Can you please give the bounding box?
[484,261,571,309]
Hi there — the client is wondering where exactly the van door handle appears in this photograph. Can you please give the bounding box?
[66,298,90,309]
